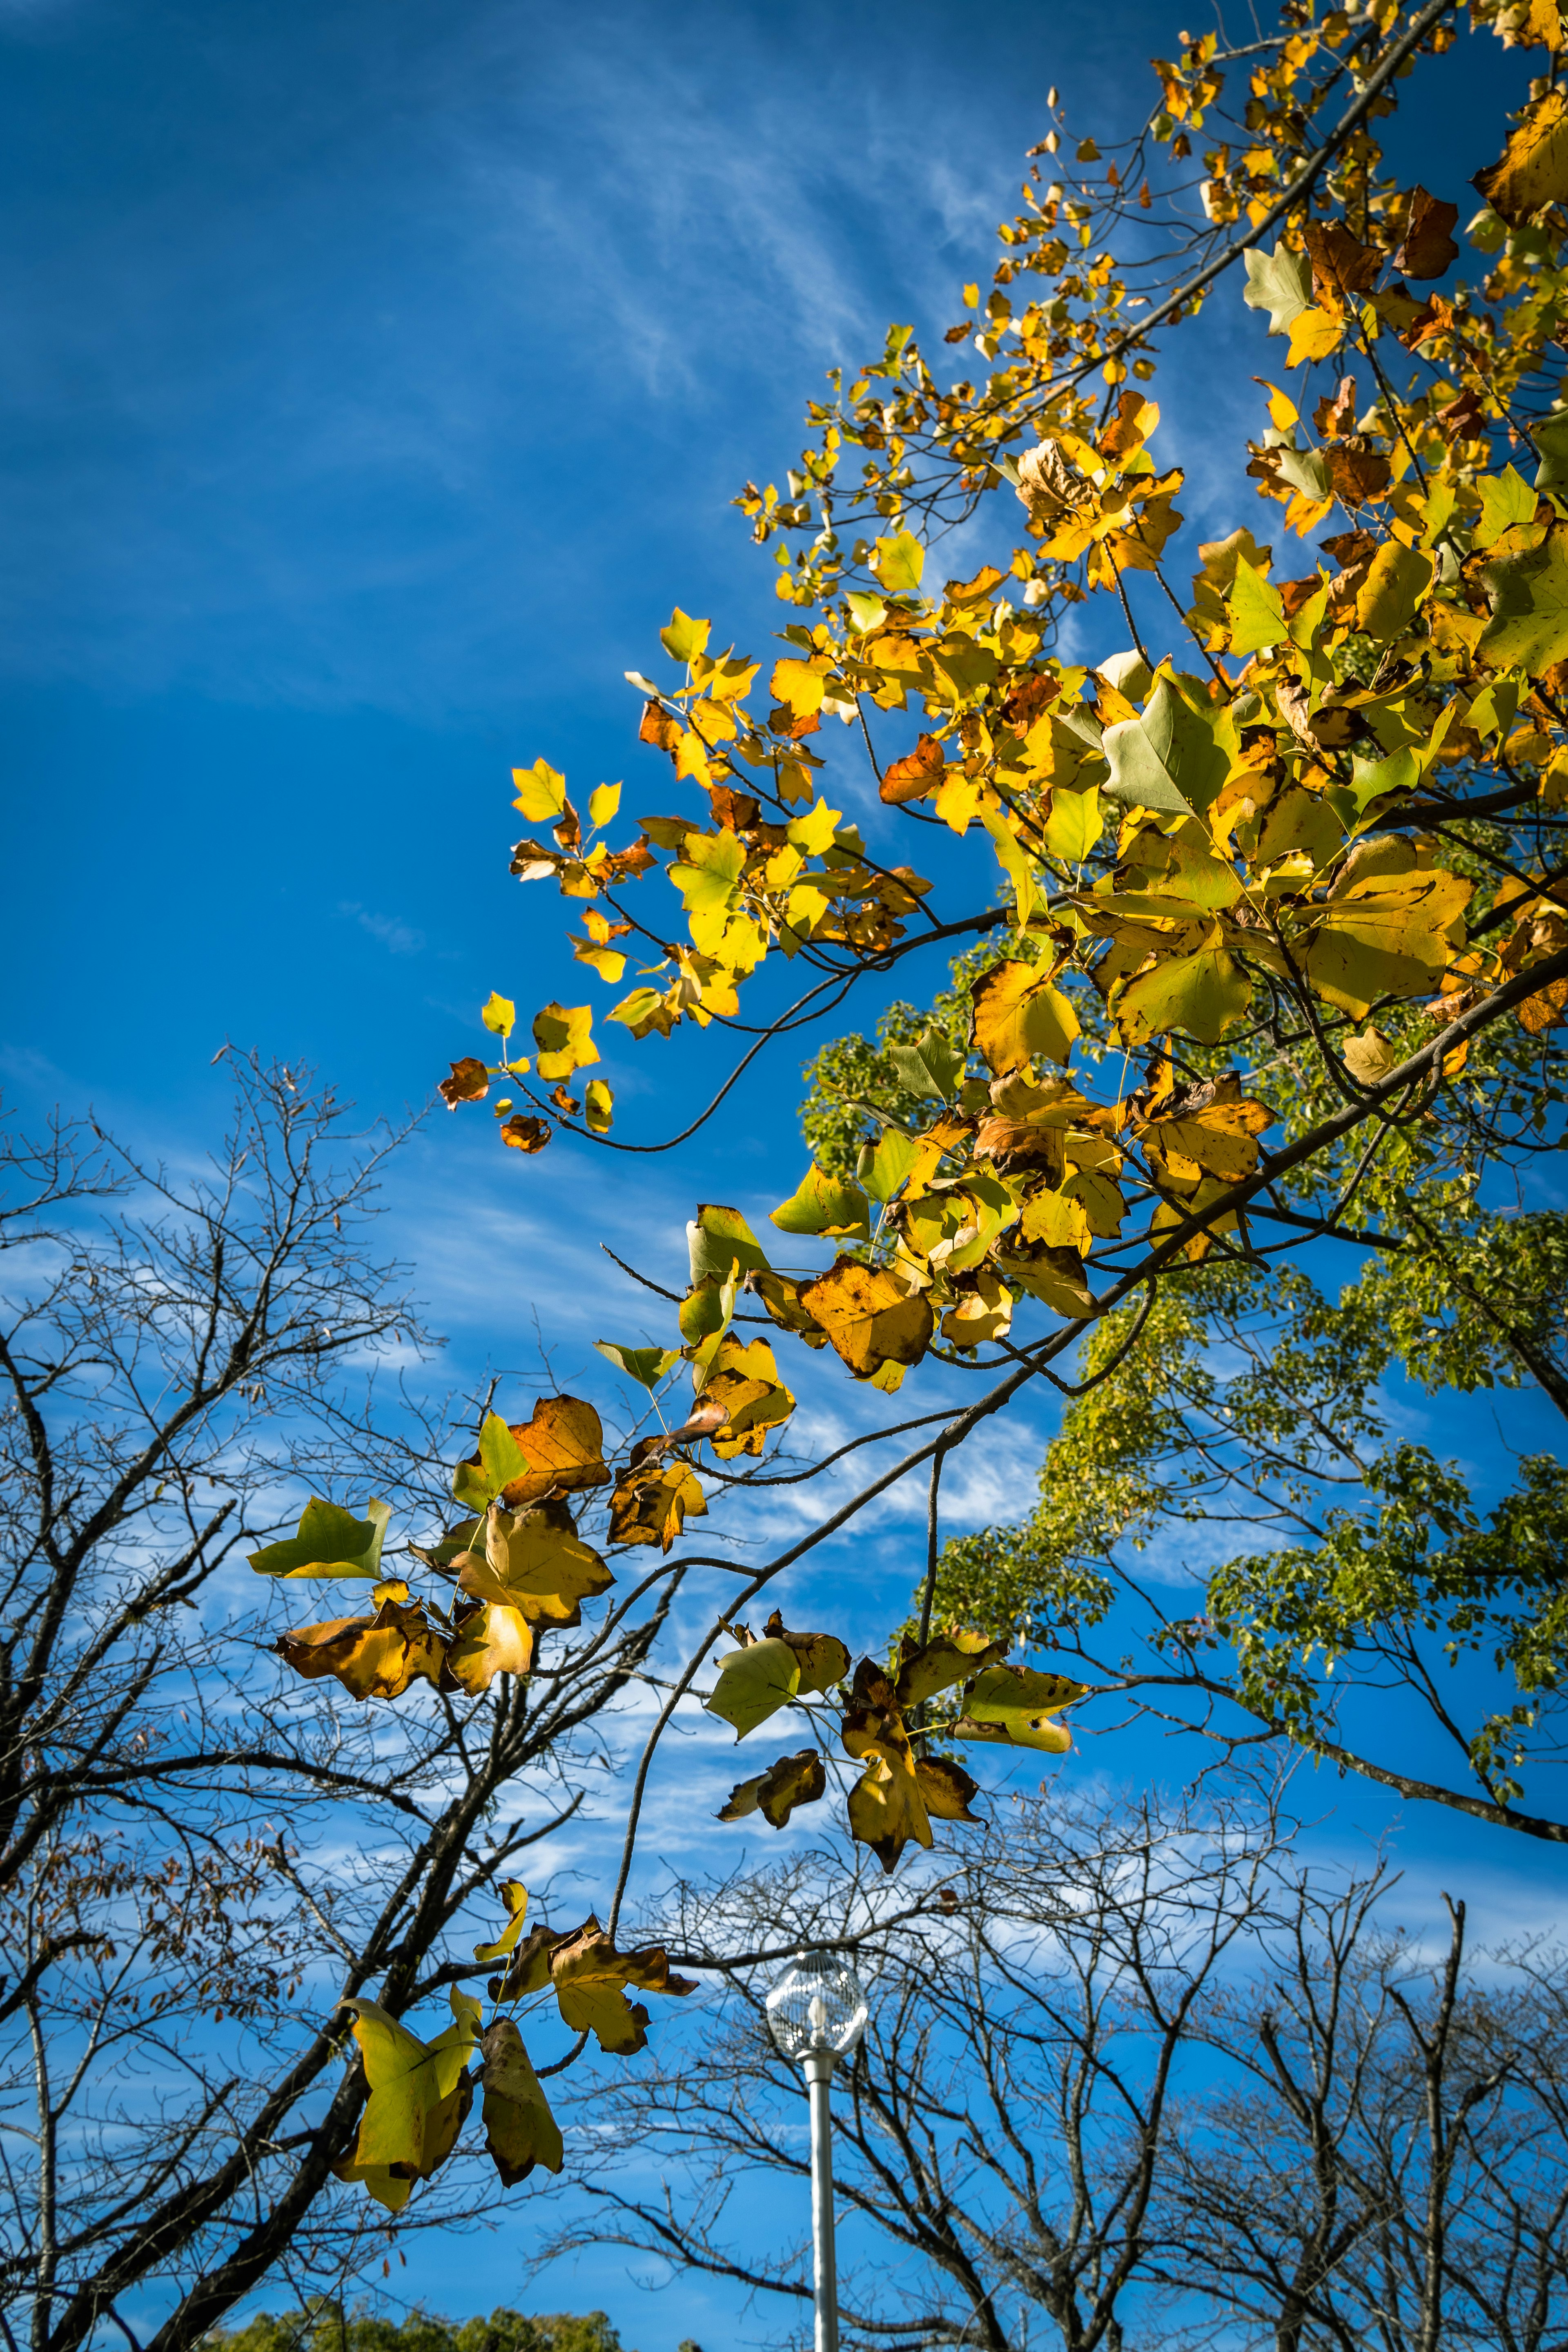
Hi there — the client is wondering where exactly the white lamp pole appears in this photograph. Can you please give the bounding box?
[765,1950,869,2352]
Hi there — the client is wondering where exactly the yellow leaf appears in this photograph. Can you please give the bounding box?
[1356,541,1431,640]
[453,1496,613,1628]
[588,782,621,828]
[874,530,925,593]
[798,1257,934,1380]
[445,1600,535,1693]
[771,657,827,716]
[980,806,1037,932]
[511,759,568,822]
[770,1163,871,1239]
[473,1880,531,1964]
[1042,783,1103,863]
[332,1987,480,2211]
[954,1662,1086,1751]
[546,1917,696,2055]
[970,960,1080,1073]
[584,1078,614,1134]
[274,1595,447,1703]
[532,1002,599,1081]
[1474,86,1568,224]
[786,799,842,855]
[1116,944,1252,1047]
[481,992,515,1037]
[1284,305,1344,367]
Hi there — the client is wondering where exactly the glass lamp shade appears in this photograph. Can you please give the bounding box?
[764,1949,869,2062]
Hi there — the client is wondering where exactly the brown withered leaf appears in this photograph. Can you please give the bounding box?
[608,1440,707,1550]
[546,1916,696,2056]
[973,1117,1067,1178]
[1313,376,1357,439]
[1303,220,1380,304]
[1436,385,1486,443]
[1015,438,1083,524]
[840,1658,982,1872]
[275,1595,446,1702]
[1394,185,1460,279]
[477,2018,563,2187]
[798,1257,934,1382]
[638,699,684,755]
[1326,443,1392,508]
[439,1058,489,1110]
[881,732,947,805]
[499,1116,551,1153]
[717,1746,828,1829]
[1276,677,1368,753]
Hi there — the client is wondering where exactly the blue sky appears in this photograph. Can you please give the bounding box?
[0,0,1558,2345]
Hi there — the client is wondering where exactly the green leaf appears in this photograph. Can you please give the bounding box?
[452,1414,528,1513]
[1534,413,1568,493]
[873,530,925,594]
[844,590,888,632]
[888,1030,965,1100]
[669,830,746,916]
[705,1636,802,1739]
[1116,944,1252,1047]
[1474,464,1537,551]
[594,1342,682,1390]
[1241,241,1313,335]
[956,1661,1085,1751]
[1102,678,1234,818]
[1272,446,1332,500]
[248,1497,391,1581]
[659,607,710,664]
[858,1127,923,1204]
[770,1164,872,1240]
[1226,560,1286,655]
[1479,525,1568,672]
[980,806,1037,932]
[688,1203,772,1285]
[1041,783,1103,864]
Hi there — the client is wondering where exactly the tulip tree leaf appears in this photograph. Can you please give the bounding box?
[706,1636,802,1739]
[249,1497,392,1581]
[717,1746,828,1829]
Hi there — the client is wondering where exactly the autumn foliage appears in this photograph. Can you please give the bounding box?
[255,0,1568,2209]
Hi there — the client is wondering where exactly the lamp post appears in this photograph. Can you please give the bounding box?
[765,1950,869,2352]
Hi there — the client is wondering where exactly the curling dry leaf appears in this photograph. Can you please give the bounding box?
[274,1595,447,1703]
[478,2019,563,2187]
[546,1918,697,2056]
[608,1441,707,1551]
[718,1747,828,1829]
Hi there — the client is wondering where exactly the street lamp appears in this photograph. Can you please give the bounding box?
[765,1950,869,2352]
